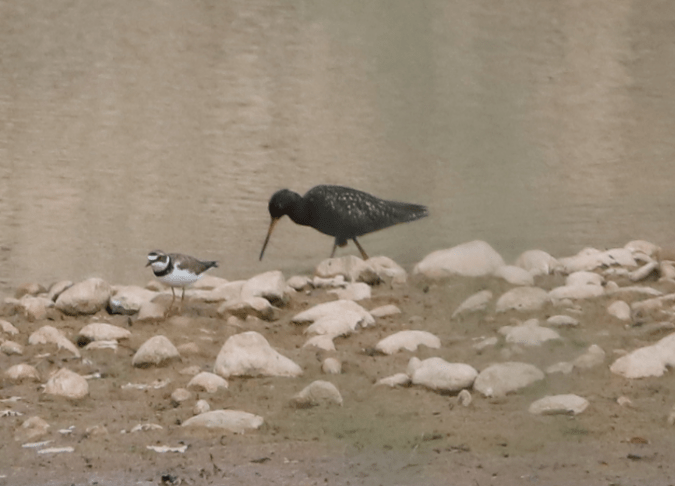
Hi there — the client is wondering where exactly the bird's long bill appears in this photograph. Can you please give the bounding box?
[259,217,280,261]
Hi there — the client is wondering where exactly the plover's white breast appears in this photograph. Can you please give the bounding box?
[155,267,202,288]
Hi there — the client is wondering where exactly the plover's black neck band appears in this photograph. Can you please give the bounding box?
[153,258,174,277]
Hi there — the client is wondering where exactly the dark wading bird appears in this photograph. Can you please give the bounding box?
[259,185,429,261]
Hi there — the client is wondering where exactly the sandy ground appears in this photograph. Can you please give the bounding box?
[2,270,675,485]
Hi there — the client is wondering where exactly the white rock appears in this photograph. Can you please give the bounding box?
[457,389,472,407]
[610,331,675,378]
[136,301,166,322]
[452,290,493,318]
[19,296,52,321]
[328,282,371,301]
[607,301,631,321]
[218,297,278,321]
[607,285,662,297]
[305,313,363,337]
[130,423,164,433]
[514,250,559,276]
[191,275,229,290]
[312,275,347,288]
[625,240,660,258]
[108,285,157,315]
[15,416,50,442]
[369,304,402,318]
[291,380,343,407]
[630,262,659,282]
[375,331,441,355]
[193,400,210,415]
[302,335,336,351]
[566,271,603,287]
[182,410,264,433]
[171,388,192,403]
[48,280,74,302]
[493,265,535,286]
[375,373,411,387]
[573,344,606,369]
[78,323,131,343]
[0,319,18,336]
[44,369,89,399]
[194,281,245,303]
[132,335,180,367]
[214,331,302,378]
[560,248,637,273]
[528,394,589,415]
[55,277,112,315]
[292,300,374,327]
[495,287,549,313]
[187,372,229,393]
[316,256,367,281]
[85,340,118,351]
[410,357,478,392]
[321,357,342,374]
[500,319,561,346]
[1,340,24,356]
[287,275,312,290]
[28,325,80,358]
[366,256,408,283]
[414,240,505,278]
[474,362,545,397]
[240,270,289,306]
[406,357,423,376]
[546,362,574,374]
[546,315,580,327]
[5,364,40,382]
[549,284,604,301]
[473,336,498,352]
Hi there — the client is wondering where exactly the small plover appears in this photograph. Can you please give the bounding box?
[146,250,218,315]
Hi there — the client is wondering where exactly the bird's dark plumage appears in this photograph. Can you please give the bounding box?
[260,185,428,260]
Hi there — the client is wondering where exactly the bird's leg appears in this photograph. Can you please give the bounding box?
[179,288,186,315]
[352,238,369,260]
[165,287,177,318]
[330,241,338,258]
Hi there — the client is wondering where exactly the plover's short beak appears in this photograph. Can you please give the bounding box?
[145,261,152,267]
[259,217,280,261]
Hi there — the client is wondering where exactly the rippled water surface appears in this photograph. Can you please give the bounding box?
[1,0,675,290]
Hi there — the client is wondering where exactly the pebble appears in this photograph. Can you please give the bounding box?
[287,275,312,290]
[132,335,181,368]
[28,325,80,358]
[572,345,606,369]
[414,240,506,278]
[240,270,290,306]
[474,362,545,397]
[610,331,675,378]
[1,340,24,356]
[499,319,561,346]
[0,319,19,336]
[170,388,192,403]
[5,364,40,382]
[181,410,264,433]
[291,380,343,407]
[193,400,210,415]
[374,330,441,355]
[565,271,604,287]
[328,282,372,301]
[44,369,89,400]
[108,285,157,314]
[302,335,336,351]
[546,315,580,327]
[495,287,549,313]
[321,357,342,375]
[452,290,493,318]
[369,304,402,318]
[607,300,631,321]
[528,394,589,415]
[514,249,559,276]
[214,331,302,378]
[77,322,131,344]
[15,416,50,442]
[457,389,472,407]
[375,373,411,387]
[305,314,363,337]
[292,300,374,327]
[410,357,478,393]
[187,372,229,393]
[493,265,535,286]
[47,280,73,302]
[549,284,605,301]
[55,277,112,315]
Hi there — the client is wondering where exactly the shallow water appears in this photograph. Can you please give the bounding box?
[1,0,675,290]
